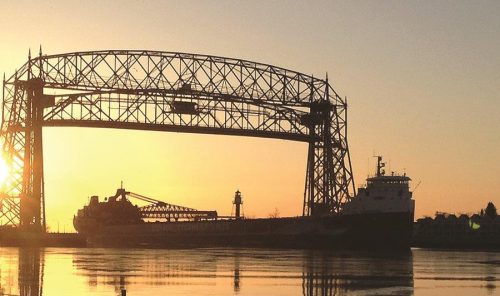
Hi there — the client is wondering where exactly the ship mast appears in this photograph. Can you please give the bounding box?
[375,156,386,177]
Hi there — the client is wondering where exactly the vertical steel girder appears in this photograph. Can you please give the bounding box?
[21,76,45,229]
[0,50,355,228]
[302,99,353,216]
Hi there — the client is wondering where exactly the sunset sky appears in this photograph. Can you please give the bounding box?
[0,1,499,231]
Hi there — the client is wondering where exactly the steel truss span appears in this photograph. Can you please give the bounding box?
[0,50,355,229]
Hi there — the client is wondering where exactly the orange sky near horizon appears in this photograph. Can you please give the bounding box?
[0,1,499,231]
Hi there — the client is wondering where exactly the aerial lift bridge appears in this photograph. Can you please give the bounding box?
[0,49,355,230]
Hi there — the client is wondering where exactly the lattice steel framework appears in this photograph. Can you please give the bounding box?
[127,191,218,221]
[0,50,355,229]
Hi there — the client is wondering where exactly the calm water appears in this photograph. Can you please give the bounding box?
[0,247,498,296]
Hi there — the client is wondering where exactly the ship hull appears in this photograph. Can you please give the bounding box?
[84,211,413,249]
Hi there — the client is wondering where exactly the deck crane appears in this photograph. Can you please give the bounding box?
[111,188,218,222]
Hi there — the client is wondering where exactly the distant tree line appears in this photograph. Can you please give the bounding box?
[413,201,500,248]
[481,201,497,219]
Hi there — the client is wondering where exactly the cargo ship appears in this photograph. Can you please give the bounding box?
[74,156,415,249]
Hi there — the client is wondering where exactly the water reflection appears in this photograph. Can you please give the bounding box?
[18,248,44,296]
[233,252,241,293]
[302,250,413,296]
[71,248,414,296]
[3,248,499,295]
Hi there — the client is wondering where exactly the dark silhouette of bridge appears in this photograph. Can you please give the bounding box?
[0,49,354,229]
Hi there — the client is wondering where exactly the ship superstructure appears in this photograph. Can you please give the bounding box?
[74,188,218,235]
[343,156,415,220]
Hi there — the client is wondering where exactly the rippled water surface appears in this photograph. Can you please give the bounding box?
[0,247,498,295]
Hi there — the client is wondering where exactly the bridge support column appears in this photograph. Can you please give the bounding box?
[303,100,336,216]
[20,78,46,231]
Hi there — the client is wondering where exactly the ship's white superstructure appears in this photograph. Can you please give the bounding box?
[343,156,415,216]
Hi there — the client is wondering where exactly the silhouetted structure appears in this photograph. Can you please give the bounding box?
[413,210,500,248]
[72,160,414,249]
[0,50,355,230]
[73,188,218,234]
[233,190,243,220]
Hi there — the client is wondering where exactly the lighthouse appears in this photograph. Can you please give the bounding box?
[233,190,243,220]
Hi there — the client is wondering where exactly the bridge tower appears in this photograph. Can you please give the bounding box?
[19,49,53,231]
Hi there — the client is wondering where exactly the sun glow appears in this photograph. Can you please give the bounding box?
[0,156,10,189]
